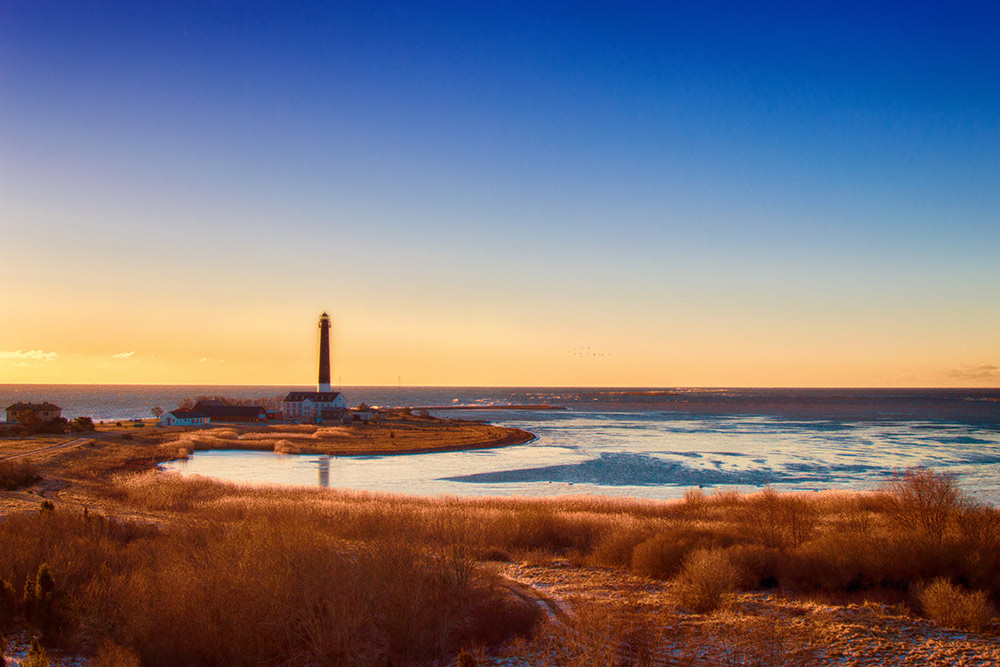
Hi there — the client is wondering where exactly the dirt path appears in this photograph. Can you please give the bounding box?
[500,575,572,626]
[37,478,71,500]
[0,437,92,462]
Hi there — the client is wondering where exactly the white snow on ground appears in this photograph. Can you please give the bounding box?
[480,563,1000,667]
[2,629,86,666]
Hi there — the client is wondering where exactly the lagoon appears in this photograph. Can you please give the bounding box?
[163,404,1000,503]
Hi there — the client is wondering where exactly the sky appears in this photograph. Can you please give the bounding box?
[1,1,998,387]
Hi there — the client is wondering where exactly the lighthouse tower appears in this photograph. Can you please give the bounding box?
[318,312,332,392]
[280,313,347,422]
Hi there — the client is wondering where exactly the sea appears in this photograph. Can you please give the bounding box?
[3,385,1000,503]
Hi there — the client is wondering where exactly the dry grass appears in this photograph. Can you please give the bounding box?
[85,469,1000,607]
[4,433,999,665]
[0,496,540,666]
[152,419,533,457]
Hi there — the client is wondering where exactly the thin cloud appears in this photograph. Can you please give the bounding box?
[948,364,1000,379]
[0,349,57,361]
[113,351,136,359]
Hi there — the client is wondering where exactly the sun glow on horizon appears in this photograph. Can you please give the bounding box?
[1,4,997,388]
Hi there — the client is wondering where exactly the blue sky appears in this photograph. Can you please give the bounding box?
[2,1,998,385]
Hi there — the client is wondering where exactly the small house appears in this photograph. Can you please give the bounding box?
[159,409,210,427]
[5,402,62,423]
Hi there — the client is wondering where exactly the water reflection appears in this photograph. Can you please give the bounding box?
[318,457,330,487]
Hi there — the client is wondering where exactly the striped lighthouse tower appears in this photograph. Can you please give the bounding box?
[318,312,332,392]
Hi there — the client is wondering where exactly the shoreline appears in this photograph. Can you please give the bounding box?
[413,404,566,411]
[171,423,537,458]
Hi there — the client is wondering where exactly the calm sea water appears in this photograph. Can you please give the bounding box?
[4,385,1000,502]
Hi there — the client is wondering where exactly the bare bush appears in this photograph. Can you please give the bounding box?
[737,488,816,552]
[919,578,994,632]
[956,500,1000,551]
[724,544,782,590]
[587,523,651,568]
[882,469,962,542]
[631,526,732,579]
[674,548,739,613]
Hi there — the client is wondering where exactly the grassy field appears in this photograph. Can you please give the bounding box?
[0,421,998,665]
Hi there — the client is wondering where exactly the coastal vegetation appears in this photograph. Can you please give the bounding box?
[176,394,285,411]
[0,460,40,490]
[0,424,997,664]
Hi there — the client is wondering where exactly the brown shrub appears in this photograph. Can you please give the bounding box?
[478,547,512,562]
[632,526,734,579]
[541,599,678,667]
[724,544,782,589]
[954,501,1000,597]
[919,578,994,632]
[674,548,739,613]
[679,487,708,521]
[91,641,142,667]
[736,488,817,552]
[0,577,17,629]
[0,460,40,490]
[587,523,652,569]
[881,468,962,542]
[0,493,542,666]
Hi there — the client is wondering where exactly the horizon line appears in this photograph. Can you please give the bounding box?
[1,382,997,390]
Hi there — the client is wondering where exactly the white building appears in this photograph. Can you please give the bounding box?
[159,409,210,427]
[281,391,348,423]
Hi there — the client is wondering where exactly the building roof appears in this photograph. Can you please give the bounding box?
[283,391,343,403]
[6,402,61,412]
[167,409,209,419]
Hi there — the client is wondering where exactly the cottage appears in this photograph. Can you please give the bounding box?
[159,409,210,427]
[193,401,267,422]
[5,402,62,423]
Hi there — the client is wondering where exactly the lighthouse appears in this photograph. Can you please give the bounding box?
[279,312,348,422]
[318,312,332,392]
